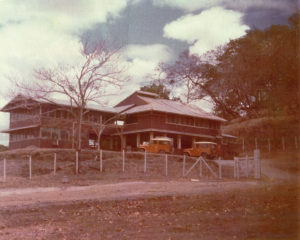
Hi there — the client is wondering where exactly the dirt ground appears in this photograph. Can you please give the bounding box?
[0,151,299,239]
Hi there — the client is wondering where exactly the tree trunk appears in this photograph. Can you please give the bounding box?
[75,108,83,174]
[96,115,103,151]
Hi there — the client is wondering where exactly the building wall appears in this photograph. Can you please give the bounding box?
[123,112,220,137]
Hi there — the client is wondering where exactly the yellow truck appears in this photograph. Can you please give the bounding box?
[138,137,174,154]
[183,141,219,159]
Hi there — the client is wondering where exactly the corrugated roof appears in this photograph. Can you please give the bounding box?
[136,91,158,98]
[39,98,117,113]
[113,104,135,113]
[1,124,40,133]
[1,95,117,113]
[121,95,226,122]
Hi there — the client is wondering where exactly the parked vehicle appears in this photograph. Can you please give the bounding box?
[138,137,174,154]
[183,141,219,159]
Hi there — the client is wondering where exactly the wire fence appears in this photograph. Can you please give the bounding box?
[0,148,264,184]
[236,135,299,154]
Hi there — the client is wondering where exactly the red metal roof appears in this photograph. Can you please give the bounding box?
[120,95,226,122]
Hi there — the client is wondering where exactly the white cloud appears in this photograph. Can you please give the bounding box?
[0,0,129,105]
[163,7,249,55]
[122,44,173,80]
[153,0,296,13]
[106,44,174,104]
[124,44,173,63]
[0,0,128,32]
[153,0,221,11]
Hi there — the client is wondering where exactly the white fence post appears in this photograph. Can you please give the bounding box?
[254,149,261,179]
[3,158,6,182]
[144,151,147,173]
[183,154,186,176]
[234,157,236,178]
[165,154,168,176]
[100,150,103,172]
[53,153,56,176]
[76,151,79,175]
[246,155,249,178]
[29,155,32,180]
[234,157,238,179]
[200,158,202,177]
[237,158,240,179]
[218,163,222,179]
[122,150,125,172]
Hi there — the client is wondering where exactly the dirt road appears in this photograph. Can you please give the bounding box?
[0,180,259,208]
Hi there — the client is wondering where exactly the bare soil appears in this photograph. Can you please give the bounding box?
[0,182,298,240]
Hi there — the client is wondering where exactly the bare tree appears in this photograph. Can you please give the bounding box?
[89,113,124,151]
[13,39,128,153]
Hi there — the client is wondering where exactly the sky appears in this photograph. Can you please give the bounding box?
[0,0,298,145]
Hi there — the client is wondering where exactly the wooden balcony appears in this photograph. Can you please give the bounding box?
[9,116,41,129]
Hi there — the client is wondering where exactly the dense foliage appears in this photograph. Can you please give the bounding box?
[0,144,8,152]
[140,82,171,100]
[160,13,299,120]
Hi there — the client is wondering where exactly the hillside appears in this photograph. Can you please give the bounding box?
[222,115,300,151]
[0,144,8,152]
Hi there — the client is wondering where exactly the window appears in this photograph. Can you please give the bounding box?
[125,115,138,124]
[56,110,61,118]
[41,128,51,138]
[61,130,69,140]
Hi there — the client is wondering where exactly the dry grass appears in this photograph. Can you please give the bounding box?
[0,149,229,189]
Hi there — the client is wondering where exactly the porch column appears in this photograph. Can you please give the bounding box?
[121,135,127,149]
[177,135,182,149]
[137,133,141,147]
[192,136,196,147]
[150,132,154,140]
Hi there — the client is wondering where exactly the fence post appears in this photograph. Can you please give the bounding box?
[234,157,236,178]
[255,138,258,150]
[3,158,6,183]
[165,154,168,176]
[122,150,125,172]
[268,137,271,153]
[254,149,261,179]
[75,151,79,175]
[100,150,103,172]
[282,137,285,151]
[144,151,147,173]
[295,136,298,150]
[237,158,240,179]
[199,157,203,177]
[183,154,186,176]
[53,153,56,176]
[234,157,238,179]
[246,155,249,178]
[218,163,222,179]
[29,155,32,180]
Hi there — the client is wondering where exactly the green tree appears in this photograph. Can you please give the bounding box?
[159,13,299,119]
[140,82,171,100]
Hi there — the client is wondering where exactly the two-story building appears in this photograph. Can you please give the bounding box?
[1,91,226,150]
[115,91,225,151]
